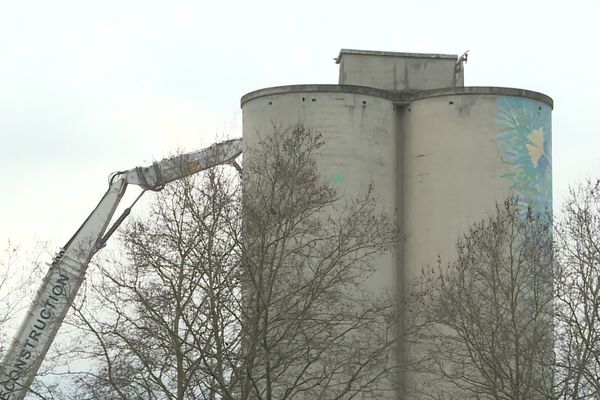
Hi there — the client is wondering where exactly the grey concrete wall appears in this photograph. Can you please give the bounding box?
[399,93,552,396]
[337,50,460,91]
[401,94,552,282]
[241,67,553,400]
[242,88,399,399]
[242,88,398,293]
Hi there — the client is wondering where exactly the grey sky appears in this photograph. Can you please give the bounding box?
[1,0,599,248]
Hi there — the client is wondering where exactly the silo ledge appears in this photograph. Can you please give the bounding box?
[240,85,398,106]
[412,87,554,108]
[241,85,553,109]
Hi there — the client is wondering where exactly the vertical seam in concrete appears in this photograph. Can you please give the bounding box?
[395,102,407,397]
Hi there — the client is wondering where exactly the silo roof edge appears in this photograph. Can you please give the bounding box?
[336,48,458,63]
[240,84,397,106]
[411,86,554,108]
[240,85,553,109]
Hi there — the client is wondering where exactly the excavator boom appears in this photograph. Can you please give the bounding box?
[0,138,242,400]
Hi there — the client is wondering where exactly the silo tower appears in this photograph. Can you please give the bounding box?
[241,49,552,399]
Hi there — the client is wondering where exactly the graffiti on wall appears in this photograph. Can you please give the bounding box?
[496,96,552,215]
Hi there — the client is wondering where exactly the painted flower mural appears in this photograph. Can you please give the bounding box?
[496,97,552,215]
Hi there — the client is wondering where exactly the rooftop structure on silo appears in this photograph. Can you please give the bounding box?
[336,48,465,90]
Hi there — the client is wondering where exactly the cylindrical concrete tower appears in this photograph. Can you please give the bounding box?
[401,88,552,282]
[242,85,399,291]
[241,49,553,399]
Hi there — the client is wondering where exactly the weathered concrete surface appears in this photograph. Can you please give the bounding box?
[241,48,553,400]
[399,93,552,396]
[337,49,461,91]
[243,90,399,399]
[242,84,553,109]
[243,90,398,292]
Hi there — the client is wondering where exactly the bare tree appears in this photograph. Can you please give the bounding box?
[409,200,555,400]
[0,243,61,400]
[238,125,398,399]
[554,180,600,399]
[64,125,399,399]
[59,167,241,400]
[0,243,24,360]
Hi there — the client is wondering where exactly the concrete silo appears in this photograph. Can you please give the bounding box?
[241,49,552,399]
[241,85,399,291]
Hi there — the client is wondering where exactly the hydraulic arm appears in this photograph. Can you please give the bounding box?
[0,138,242,400]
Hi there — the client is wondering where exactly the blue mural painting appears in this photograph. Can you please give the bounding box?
[496,97,552,215]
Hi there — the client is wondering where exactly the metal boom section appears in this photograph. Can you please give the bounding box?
[0,138,242,400]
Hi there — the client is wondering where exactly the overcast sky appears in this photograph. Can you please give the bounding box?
[1,0,599,250]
